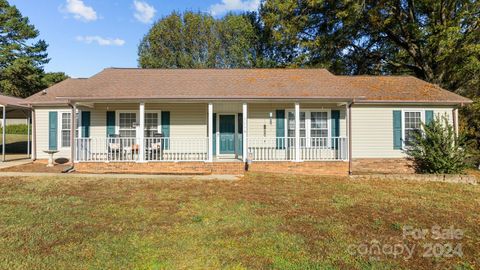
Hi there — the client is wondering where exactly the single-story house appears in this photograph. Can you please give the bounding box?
[24,68,472,175]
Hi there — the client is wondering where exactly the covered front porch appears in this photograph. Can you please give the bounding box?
[71,101,349,163]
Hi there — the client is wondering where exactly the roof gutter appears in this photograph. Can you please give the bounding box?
[354,100,472,106]
[55,96,364,102]
[348,100,354,175]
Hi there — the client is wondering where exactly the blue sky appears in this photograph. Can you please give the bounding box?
[10,0,260,78]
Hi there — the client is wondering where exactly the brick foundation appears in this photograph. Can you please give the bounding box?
[74,161,349,175]
[352,158,415,174]
[74,162,246,175]
[247,161,349,176]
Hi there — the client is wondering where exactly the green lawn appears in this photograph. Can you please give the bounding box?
[0,173,478,269]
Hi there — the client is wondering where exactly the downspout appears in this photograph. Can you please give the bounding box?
[63,102,76,173]
[348,100,354,175]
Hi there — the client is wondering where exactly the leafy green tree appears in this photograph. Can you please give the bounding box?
[0,0,50,97]
[138,11,266,68]
[217,13,257,68]
[460,98,480,165]
[260,0,480,91]
[41,72,69,87]
[406,115,471,174]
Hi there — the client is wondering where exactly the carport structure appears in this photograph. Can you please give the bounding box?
[0,94,31,162]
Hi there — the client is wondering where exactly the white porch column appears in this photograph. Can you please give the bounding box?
[32,108,36,160]
[242,103,248,162]
[27,113,31,158]
[77,109,82,138]
[138,102,145,162]
[2,105,5,162]
[294,102,301,162]
[208,103,213,162]
[70,103,76,163]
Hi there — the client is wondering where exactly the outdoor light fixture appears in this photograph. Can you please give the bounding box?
[269,112,273,124]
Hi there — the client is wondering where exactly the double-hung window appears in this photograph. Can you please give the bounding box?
[119,112,137,137]
[403,111,422,146]
[144,112,159,137]
[287,110,330,147]
[310,112,329,147]
[287,111,306,138]
[61,112,71,147]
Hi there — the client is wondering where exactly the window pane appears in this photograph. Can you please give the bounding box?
[145,113,158,129]
[311,129,328,138]
[310,111,328,139]
[62,130,70,147]
[119,113,136,128]
[287,111,306,137]
[119,112,137,137]
[62,113,71,129]
[120,130,136,138]
[404,111,422,146]
[311,112,327,129]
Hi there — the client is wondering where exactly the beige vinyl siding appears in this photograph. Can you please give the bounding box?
[351,105,454,158]
[34,107,71,160]
[247,103,347,139]
[89,103,207,138]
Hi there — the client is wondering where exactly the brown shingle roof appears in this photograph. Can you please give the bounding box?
[25,68,472,105]
[340,76,471,104]
[0,94,28,108]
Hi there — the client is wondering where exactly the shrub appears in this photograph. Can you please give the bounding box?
[405,115,471,174]
[0,124,28,134]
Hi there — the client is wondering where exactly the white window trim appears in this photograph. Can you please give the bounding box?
[57,110,79,149]
[144,110,162,137]
[115,110,162,137]
[401,109,425,149]
[285,109,331,138]
[285,109,331,148]
[116,110,139,137]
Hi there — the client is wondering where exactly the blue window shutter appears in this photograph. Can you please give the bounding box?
[425,110,434,125]
[48,111,58,150]
[238,113,243,156]
[213,113,216,155]
[331,110,340,137]
[161,111,170,150]
[276,110,285,149]
[81,111,90,138]
[331,110,340,149]
[106,111,115,137]
[393,110,402,149]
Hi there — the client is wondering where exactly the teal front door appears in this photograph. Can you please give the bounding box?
[219,115,235,154]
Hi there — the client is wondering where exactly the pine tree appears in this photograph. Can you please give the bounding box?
[0,0,50,97]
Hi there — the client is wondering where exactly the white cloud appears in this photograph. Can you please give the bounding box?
[63,0,98,21]
[209,0,260,16]
[133,0,156,24]
[76,36,126,46]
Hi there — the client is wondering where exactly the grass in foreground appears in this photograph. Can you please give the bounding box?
[0,173,478,269]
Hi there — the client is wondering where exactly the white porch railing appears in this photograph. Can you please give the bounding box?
[144,137,208,161]
[247,137,296,161]
[247,137,348,161]
[75,136,348,162]
[75,137,208,162]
